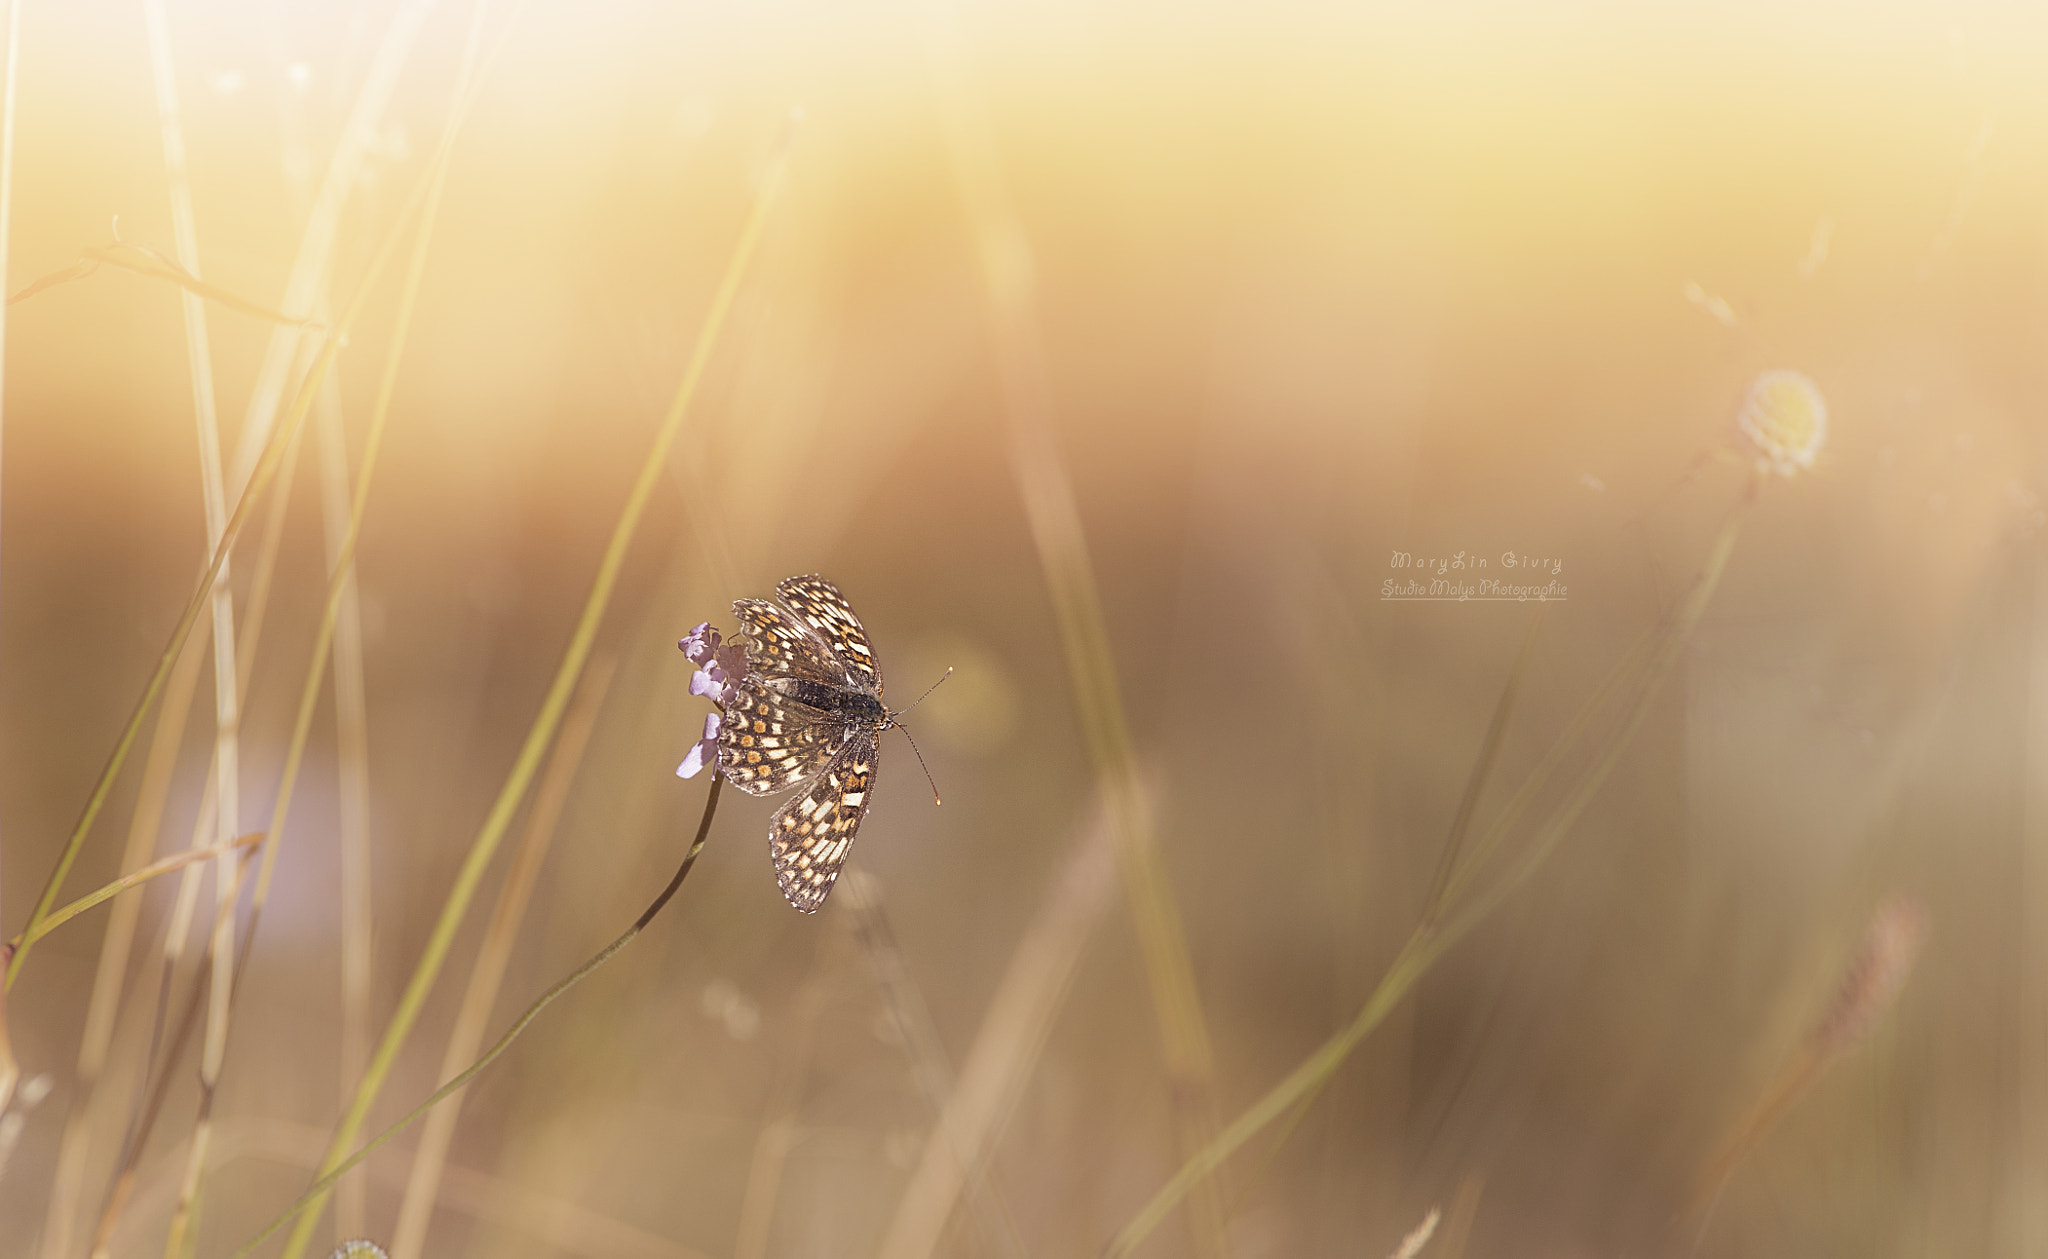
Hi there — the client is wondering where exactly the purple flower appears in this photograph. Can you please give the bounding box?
[678,622,746,707]
[677,711,721,779]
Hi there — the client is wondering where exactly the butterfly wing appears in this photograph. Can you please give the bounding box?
[733,597,854,688]
[717,675,853,796]
[768,725,880,913]
[776,575,883,695]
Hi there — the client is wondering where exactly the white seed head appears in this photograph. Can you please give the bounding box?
[1737,370,1828,476]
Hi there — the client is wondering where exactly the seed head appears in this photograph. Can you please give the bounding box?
[1736,370,1828,476]
[1810,895,1927,1059]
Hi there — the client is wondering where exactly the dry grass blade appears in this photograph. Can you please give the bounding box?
[0,0,21,1098]
[87,843,260,1259]
[1681,896,1929,1241]
[919,4,1227,1253]
[843,876,1026,1259]
[1422,607,1547,925]
[235,777,727,1259]
[270,113,795,1259]
[4,833,264,953]
[124,1118,721,1259]
[33,638,207,1258]
[873,778,1123,1259]
[225,0,438,495]
[5,243,319,326]
[62,9,501,1242]
[1109,481,1759,1257]
[388,657,617,1259]
[316,349,377,1239]
[731,915,841,1259]
[144,0,247,1241]
[43,437,300,1259]
[2,243,405,988]
[84,241,320,327]
[1387,1207,1441,1259]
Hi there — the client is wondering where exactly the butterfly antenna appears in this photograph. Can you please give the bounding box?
[894,666,952,718]
[888,668,951,804]
[896,723,943,806]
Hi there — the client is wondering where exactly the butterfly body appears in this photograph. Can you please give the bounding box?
[717,575,890,913]
[766,675,888,726]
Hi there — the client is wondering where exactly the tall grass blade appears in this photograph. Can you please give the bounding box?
[1108,481,1758,1256]
[271,114,795,1259]
[918,5,1228,1252]
[388,657,616,1259]
[873,779,1124,1259]
[236,777,726,1259]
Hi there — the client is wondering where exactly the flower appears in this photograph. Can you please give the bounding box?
[679,622,746,707]
[678,622,746,780]
[677,711,721,779]
[1736,369,1828,476]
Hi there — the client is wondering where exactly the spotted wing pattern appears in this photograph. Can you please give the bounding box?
[768,726,880,913]
[776,576,883,694]
[716,676,850,796]
[733,597,852,688]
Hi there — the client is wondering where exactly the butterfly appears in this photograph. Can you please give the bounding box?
[717,575,895,913]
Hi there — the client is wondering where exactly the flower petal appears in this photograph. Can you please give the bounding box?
[679,622,716,665]
[677,714,722,779]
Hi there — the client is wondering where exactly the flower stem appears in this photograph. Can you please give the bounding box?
[229,775,723,1259]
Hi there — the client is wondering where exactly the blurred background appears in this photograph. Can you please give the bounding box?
[1,1,2045,1256]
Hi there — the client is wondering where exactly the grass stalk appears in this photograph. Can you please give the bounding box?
[87,842,259,1259]
[917,6,1227,1253]
[270,114,794,1259]
[3,280,378,988]
[37,615,212,1259]
[388,657,617,1259]
[131,1118,722,1259]
[731,912,839,1259]
[4,833,264,954]
[53,24,492,1248]
[1421,606,1548,925]
[224,0,437,494]
[1679,896,1927,1248]
[844,877,1028,1259]
[315,346,378,1240]
[154,6,502,1252]
[1108,478,1760,1256]
[52,438,302,1258]
[237,776,726,1259]
[142,0,248,1246]
[873,780,1124,1259]
[0,0,21,872]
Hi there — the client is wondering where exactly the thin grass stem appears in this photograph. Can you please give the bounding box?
[142,0,246,1244]
[4,834,264,954]
[225,0,438,496]
[873,784,1123,1259]
[234,776,725,1259]
[388,657,617,1259]
[919,5,1226,1252]
[38,587,220,1259]
[1422,605,1548,925]
[1107,477,1759,1257]
[271,113,794,1259]
[314,327,378,1241]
